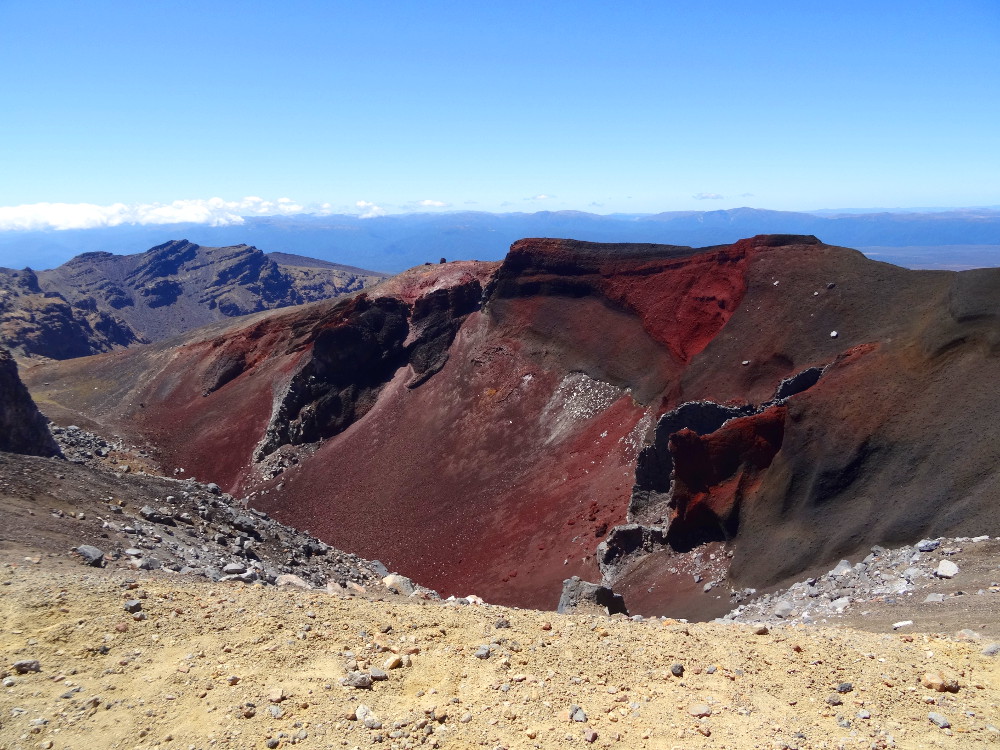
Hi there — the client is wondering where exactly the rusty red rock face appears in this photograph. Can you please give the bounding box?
[22,236,1000,613]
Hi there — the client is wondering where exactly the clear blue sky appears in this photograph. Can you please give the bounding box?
[0,0,998,226]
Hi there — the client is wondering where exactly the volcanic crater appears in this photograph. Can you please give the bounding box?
[20,235,1000,616]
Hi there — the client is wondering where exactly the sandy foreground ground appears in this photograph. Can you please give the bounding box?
[1,562,998,750]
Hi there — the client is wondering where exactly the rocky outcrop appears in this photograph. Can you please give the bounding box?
[255,273,487,459]
[0,242,386,359]
[0,347,59,456]
[0,267,141,359]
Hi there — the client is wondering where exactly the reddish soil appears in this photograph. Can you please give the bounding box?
[22,237,1000,615]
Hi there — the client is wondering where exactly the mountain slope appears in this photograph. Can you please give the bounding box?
[0,240,385,359]
[23,236,1000,613]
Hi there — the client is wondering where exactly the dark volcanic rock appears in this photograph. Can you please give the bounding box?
[0,347,60,456]
[557,576,628,616]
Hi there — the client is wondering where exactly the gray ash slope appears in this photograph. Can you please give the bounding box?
[0,240,386,359]
[0,423,413,595]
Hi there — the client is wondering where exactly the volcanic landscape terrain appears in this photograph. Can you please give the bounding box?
[2,234,1000,749]
[0,240,385,361]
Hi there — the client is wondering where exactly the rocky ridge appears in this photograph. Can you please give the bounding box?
[0,241,385,360]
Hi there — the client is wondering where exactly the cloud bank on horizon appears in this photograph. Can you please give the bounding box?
[0,197,461,231]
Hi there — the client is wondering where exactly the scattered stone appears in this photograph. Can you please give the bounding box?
[382,573,415,596]
[223,562,247,575]
[935,560,959,578]
[369,668,388,681]
[123,600,142,613]
[923,593,945,603]
[557,576,628,616]
[275,574,311,589]
[688,704,711,718]
[921,672,959,693]
[583,729,598,743]
[892,620,914,630]
[752,625,769,635]
[341,672,373,689]
[928,712,951,729]
[980,643,1000,657]
[773,600,794,618]
[670,663,684,677]
[570,705,587,722]
[383,654,403,670]
[830,560,853,576]
[74,545,105,567]
[474,646,491,659]
[12,659,41,674]
[916,539,940,552]
[826,695,843,706]
[835,682,853,693]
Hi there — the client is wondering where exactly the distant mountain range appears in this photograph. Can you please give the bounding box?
[0,240,385,359]
[1,207,997,273]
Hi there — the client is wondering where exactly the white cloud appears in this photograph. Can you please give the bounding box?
[355,200,386,219]
[693,192,724,200]
[415,199,449,208]
[525,194,552,201]
[0,196,308,231]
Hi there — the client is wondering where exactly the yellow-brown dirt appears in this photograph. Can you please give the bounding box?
[2,563,998,750]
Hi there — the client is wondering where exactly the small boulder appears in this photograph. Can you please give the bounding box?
[12,659,41,674]
[75,545,105,567]
[774,600,795,618]
[935,560,959,579]
[928,712,951,729]
[557,576,627,616]
[341,672,373,689]
[830,560,853,577]
[382,573,415,596]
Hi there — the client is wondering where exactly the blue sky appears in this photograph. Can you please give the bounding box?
[0,0,997,229]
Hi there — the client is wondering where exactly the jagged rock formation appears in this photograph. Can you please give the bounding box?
[0,241,385,359]
[0,347,59,456]
[22,236,1000,615]
[0,267,141,359]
